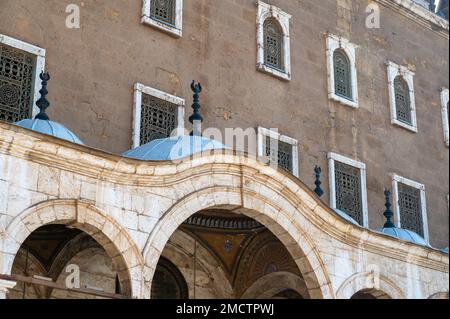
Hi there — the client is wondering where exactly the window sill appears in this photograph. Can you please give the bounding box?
[391,118,418,133]
[329,93,359,108]
[257,63,291,81]
[141,16,182,38]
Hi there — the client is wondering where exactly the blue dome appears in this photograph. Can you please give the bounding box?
[123,135,227,161]
[333,209,360,226]
[15,119,84,145]
[441,247,449,254]
[375,227,429,247]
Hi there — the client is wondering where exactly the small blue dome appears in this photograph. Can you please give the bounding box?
[16,119,84,145]
[441,247,449,254]
[123,135,227,161]
[376,227,429,247]
[333,209,360,226]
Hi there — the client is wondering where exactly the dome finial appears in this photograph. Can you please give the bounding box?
[314,166,324,197]
[189,81,203,136]
[35,72,51,120]
[383,189,396,228]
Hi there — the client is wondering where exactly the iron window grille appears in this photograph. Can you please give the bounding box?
[150,0,176,27]
[398,183,424,237]
[140,93,177,145]
[0,44,35,123]
[394,76,412,125]
[264,136,293,173]
[334,50,352,100]
[263,18,284,71]
[334,161,363,225]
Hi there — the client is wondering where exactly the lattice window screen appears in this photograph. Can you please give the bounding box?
[334,50,352,100]
[394,76,412,125]
[334,161,363,225]
[264,136,293,173]
[140,93,177,145]
[263,19,283,71]
[0,44,35,123]
[398,183,424,237]
[150,0,176,26]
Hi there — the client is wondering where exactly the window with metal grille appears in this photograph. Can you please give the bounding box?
[394,76,412,125]
[140,93,177,145]
[150,0,176,26]
[263,18,283,71]
[264,136,293,173]
[334,161,363,225]
[0,44,35,123]
[333,50,352,100]
[398,183,424,237]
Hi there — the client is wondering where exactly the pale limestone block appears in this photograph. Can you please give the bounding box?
[138,215,158,233]
[37,166,60,196]
[0,279,16,299]
[135,164,155,175]
[37,205,56,225]
[0,180,8,214]
[127,229,149,251]
[6,185,31,217]
[2,235,20,258]
[102,219,121,241]
[85,211,106,231]
[21,211,43,232]
[6,158,39,191]
[0,252,15,274]
[59,171,82,198]
[80,181,97,201]
[295,188,319,211]
[122,248,142,268]
[154,165,177,176]
[114,231,133,253]
[53,204,76,221]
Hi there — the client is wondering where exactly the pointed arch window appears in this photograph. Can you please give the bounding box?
[394,76,412,125]
[326,35,359,108]
[263,19,283,71]
[387,62,417,132]
[333,50,352,100]
[256,2,291,81]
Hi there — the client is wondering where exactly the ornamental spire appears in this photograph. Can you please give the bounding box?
[189,81,203,136]
[314,166,324,197]
[35,72,51,120]
[383,189,396,228]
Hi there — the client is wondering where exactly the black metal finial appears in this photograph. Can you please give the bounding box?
[314,166,324,197]
[189,81,203,136]
[34,72,51,120]
[383,189,396,228]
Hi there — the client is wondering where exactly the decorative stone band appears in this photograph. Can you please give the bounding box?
[184,214,263,231]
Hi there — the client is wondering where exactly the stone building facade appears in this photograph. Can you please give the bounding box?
[0,0,448,299]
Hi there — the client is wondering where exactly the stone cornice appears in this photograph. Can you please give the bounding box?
[375,0,449,39]
[0,122,448,273]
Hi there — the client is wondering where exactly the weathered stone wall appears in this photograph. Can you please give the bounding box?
[0,0,447,246]
[0,123,448,299]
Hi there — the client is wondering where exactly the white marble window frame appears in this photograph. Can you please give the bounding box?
[141,0,183,38]
[132,83,185,148]
[257,127,299,177]
[326,34,359,109]
[0,34,46,118]
[387,61,418,133]
[327,152,369,227]
[391,173,429,242]
[256,1,292,81]
[440,88,449,147]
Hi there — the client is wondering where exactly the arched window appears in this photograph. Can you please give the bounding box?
[394,76,412,125]
[151,0,176,26]
[333,50,352,100]
[263,18,284,71]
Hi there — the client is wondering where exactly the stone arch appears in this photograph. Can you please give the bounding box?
[428,291,449,299]
[241,271,308,299]
[2,199,144,298]
[336,271,406,299]
[142,186,333,299]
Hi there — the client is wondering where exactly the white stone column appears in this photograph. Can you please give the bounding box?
[0,279,16,299]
